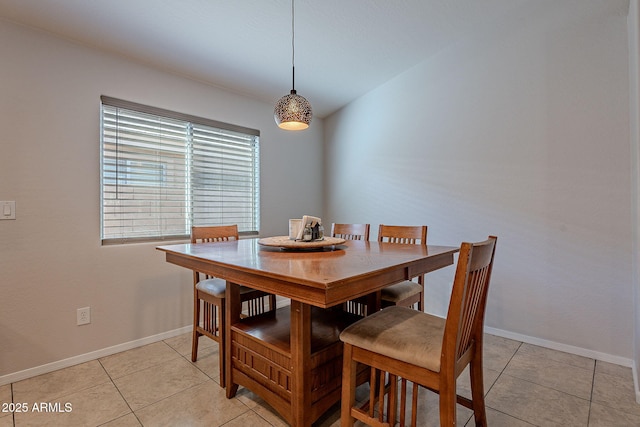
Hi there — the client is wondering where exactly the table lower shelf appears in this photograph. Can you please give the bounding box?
[230,305,367,424]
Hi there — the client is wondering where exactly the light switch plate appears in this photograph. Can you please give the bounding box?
[0,201,16,220]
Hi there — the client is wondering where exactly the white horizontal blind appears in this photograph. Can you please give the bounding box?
[101,97,260,244]
[191,124,260,230]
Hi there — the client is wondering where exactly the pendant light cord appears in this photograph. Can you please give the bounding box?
[291,0,296,91]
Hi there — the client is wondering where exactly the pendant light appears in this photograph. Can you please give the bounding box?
[274,0,312,130]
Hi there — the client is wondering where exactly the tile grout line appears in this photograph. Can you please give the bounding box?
[99,341,184,382]
[483,341,523,398]
[10,383,14,427]
[96,357,141,426]
[98,351,215,426]
[164,337,221,383]
[164,338,276,426]
[585,360,598,426]
[482,341,538,427]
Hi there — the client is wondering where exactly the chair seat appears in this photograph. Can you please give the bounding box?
[196,278,260,298]
[380,280,422,303]
[340,306,444,372]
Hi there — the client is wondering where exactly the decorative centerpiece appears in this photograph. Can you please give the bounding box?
[258,215,345,250]
[289,215,324,241]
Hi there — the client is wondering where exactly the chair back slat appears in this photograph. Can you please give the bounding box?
[378,225,428,286]
[457,267,488,359]
[377,225,427,245]
[331,223,370,241]
[191,225,239,243]
[191,225,239,281]
[442,236,497,363]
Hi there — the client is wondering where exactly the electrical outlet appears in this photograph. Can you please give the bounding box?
[77,307,91,325]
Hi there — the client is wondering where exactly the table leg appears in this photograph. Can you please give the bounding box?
[290,300,312,426]
[365,290,381,315]
[225,281,240,398]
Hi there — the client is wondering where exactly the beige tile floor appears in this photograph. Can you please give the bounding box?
[1,332,638,426]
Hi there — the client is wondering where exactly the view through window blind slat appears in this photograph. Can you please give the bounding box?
[191,124,259,230]
[101,98,260,244]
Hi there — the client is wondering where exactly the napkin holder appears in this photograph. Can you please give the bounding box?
[288,219,302,240]
[289,215,323,240]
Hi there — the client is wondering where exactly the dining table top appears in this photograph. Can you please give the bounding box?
[157,237,459,308]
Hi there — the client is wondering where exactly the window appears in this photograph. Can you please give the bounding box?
[100,96,260,244]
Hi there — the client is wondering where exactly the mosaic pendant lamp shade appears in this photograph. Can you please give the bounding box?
[274,0,312,130]
[274,88,312,130]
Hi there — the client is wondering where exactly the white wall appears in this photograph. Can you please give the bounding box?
[325,0,633,365]
[0,19,323,381]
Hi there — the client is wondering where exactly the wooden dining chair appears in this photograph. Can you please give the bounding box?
[340,236,497,427]
[331,223,371,316]
[191,225,276,386]
[331,223,370,241]
[378,224,428,310]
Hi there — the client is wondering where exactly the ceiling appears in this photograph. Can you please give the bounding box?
[0,0,531,118]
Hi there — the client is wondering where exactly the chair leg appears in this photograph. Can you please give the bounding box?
[340,343,357,427]
[219,298,226,387]
[411,382,419,427]
[388,373,398,425]
[191,294,200,362]
[469,355,488,426]
[439,385,457,427]
[414,274,425,311]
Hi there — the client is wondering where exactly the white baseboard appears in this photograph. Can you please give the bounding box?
[484,326,634,367]
[485,327,640,403]
[634,364,640,404]
[0,326,192,386]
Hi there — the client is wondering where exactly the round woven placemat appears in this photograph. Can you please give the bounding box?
[258,236,346,249]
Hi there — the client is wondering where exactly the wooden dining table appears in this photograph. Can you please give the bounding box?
[157,237,458,427]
